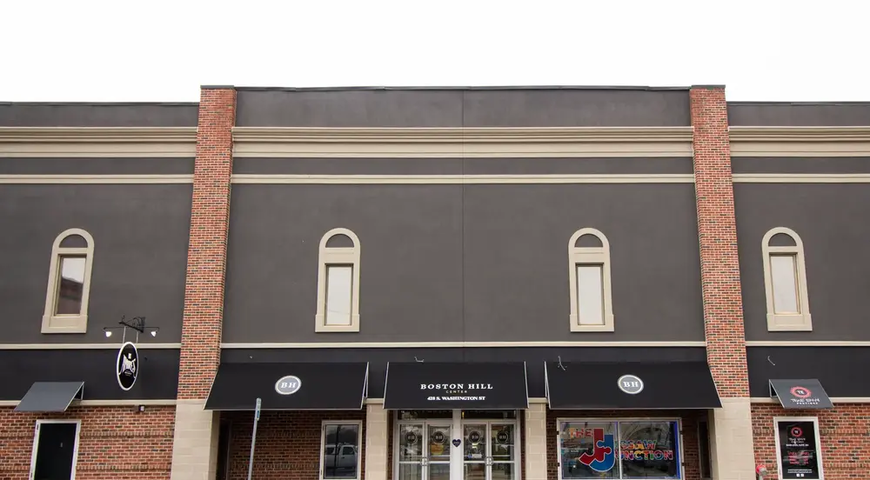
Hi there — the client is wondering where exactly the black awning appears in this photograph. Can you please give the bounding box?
[383,362,528,410]
[205,362,369,411]
[769,379,833,409]
[545,361,721,409]
[15,381,84,412]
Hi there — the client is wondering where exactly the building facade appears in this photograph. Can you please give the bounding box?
[0,86,868,480]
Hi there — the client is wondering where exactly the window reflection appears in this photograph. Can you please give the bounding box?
[322,423,360,479]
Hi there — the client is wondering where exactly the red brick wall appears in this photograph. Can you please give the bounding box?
[177,87,237,400]
[752,403,869,480]
[223,410,366,480]
[546,410,706,480]
[0,405,175,480]
[689,86,750,398]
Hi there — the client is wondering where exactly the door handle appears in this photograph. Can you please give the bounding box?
[421,457,429,467]
[485,457,493,466]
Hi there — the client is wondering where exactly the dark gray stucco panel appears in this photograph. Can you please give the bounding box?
[0,157,195,175]
[235,88,690,127]
[732,157,870,174]
[0,349,179,400]
[221,346,708,399]
[0,185,192,343]
[0,103,199,127]
[728,102,870,126]
[748,347,870,397]
[735,184,870,340]
[223,183,704,343]
[234,157,693,176]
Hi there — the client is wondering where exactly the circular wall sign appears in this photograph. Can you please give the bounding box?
[405,431,419,445]
[617,374,644,395]
[432,431,445,444]
[116,342,139,391]
[468,431,481,443]
[274,375,302,395]
[496,431,509,444]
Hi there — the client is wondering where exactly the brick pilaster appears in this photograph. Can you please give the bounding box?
[177,86,236,400]
[690,86,749,397]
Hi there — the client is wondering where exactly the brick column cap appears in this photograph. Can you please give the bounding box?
[691,84,727,90]
[201,85,236,90]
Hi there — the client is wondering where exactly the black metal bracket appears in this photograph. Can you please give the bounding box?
[119,315,148,333]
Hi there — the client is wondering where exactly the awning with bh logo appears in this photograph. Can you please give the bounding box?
[204,362,369,410]
[544,361,721,409]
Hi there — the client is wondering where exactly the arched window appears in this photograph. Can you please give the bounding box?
[42,228,95,333]
[568,228,614,332]
[315,228,361,332]
[762,227,812,331]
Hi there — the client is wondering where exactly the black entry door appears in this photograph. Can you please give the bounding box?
[33,422,78,480]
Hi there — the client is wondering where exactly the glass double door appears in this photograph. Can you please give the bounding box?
[397,421,517,480]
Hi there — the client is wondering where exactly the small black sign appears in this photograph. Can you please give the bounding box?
[383,362,529,409]
[468,430,481,443]
[432,431,445,444]
[496,430,509,444]
[777,420,821,479]
[116,342,139,391]
[452,439,461,447]
[770,379,833,409]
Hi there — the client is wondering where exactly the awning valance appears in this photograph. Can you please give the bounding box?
[205,362,369,411]
[383,361,529,410]
[15,381,84,412]
[545,361,721,409]
[769,379,833,409]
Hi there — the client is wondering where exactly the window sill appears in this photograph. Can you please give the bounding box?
[766,313,812,332]
[569,314,615,333]
[41,314,88,334]
[314,314,360,333]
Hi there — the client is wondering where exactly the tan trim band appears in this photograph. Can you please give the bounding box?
[0,399,177,407]
[0,126,197,157]
[232,174,695,184]
[232,126,694,158]
[746,340,870,347]
[220,340,706,349]
[733,174,870,183]
[0,174,194,184]
[730,126,870,157]
[0,343,181,350]
[751,397,870,404]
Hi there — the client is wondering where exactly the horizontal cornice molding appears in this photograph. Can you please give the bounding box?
[0,174,194,184]
[232,126,694,158]
[733,173,870,183]
[0,342,181,350]
[746,340,870,347]
[220,340,706,349]
[231,173,695,185]
[730,126,870,157]
[0,126,197,157]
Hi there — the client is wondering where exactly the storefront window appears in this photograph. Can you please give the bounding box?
[559,420,681,480]
[775,418,822,480]
[321,422,361,480]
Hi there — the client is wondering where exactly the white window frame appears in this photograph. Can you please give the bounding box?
[315,228,361,332]
[42,228,95,334]
[762,227,812,332]
[320,419,363,480]
[568,228,614,332]
[29,419,82,480]
[555,417,685,480]
[772,416,824,480]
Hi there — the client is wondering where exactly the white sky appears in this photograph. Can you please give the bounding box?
[1,0,868,103]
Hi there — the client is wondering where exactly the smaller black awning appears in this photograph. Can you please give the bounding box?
[205,362,369,411]
[769,379,833,409]
[15,381,84,412]
[384,362,528,410]
[545,361,721,409]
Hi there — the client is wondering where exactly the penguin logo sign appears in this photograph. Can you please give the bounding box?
[116,342,139,391]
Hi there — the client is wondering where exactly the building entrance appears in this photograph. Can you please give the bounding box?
[395,411,520,480]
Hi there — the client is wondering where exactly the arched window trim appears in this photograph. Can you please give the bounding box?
[42,228,95,334]
[315,228,361,333]
[567,227,614,332]
[762,226,812,331]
